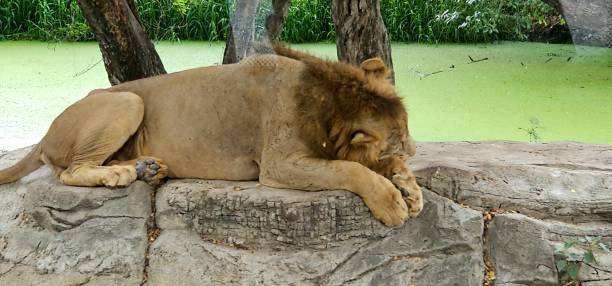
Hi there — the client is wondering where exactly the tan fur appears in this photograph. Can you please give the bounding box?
[0,47,422,226]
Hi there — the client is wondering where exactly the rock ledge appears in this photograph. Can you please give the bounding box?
[1,141,611,286]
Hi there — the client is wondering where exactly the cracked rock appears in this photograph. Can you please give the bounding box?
[155,180,391,249]
[3,141,612,286]
[413,141,612,223]
[147,189,484,286]
[0,147,152,286]
[414,141,612,285]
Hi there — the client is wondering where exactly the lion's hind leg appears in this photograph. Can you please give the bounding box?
[42,90,145,188]
[60,164,137,187]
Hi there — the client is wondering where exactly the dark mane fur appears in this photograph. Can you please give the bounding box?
[273,44,407,165]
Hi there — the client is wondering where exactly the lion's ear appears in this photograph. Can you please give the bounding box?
[350,132,377,145]
[360,58,389,79]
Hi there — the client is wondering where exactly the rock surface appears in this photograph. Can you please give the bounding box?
[413,141,612,223]
[0,148,152,286]
[150,189,483,286]
[413,141,612,285]
[1,141,611,286]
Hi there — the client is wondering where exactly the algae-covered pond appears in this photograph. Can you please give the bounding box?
[0,41,611,150]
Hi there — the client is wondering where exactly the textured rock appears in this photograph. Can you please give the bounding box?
[413,141,612,223]
[413,141,612,285]
[156,180,390,249]
[2,141,612,286]
[148,189,484,286]
[488,213,612,286]
[0,148,152,286]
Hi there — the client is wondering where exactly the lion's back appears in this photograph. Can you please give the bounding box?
[112,54,307,179]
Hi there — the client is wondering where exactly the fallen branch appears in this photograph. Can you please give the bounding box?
[410,68,444,79]
[467,55,489,64]
[73,58,102,77]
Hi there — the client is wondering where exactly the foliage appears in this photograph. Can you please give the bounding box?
[518,117,542,142]
[282,0,335,43]
[0,0,93,41]
[382,0,555,43]
[0,0,558,43]
[554,236,612,285]
[136,0,229,41]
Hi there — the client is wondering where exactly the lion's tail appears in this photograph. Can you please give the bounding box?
[0,144,43,185]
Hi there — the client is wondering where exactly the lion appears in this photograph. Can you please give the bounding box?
[0,45,422,226]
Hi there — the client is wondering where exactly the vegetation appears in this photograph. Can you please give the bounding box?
[0,0,558,43]
[518,117,542,142]
[554,236,612,285]
[382,0,555,42]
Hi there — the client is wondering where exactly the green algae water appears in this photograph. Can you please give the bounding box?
[0,41,611,150]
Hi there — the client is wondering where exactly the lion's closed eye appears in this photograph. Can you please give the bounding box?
[350,131,377,145]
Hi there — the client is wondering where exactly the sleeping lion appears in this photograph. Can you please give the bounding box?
[0,46,422,226]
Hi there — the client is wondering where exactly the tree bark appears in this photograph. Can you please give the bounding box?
[222,0,261,64]
[265,0,291,41]
[541,0,563,11]
[332,0,394,83]
[558,0,611,47]
[76,0,166,85]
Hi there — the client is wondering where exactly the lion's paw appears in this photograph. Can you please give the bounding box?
[136,158,168,186]
[364,176,409,227]
[102,165,137,188]
[392,174,423,218]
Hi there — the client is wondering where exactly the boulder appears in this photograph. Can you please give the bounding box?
[488,213,612,286]
[0,148,152,286]
[149,188,484,286]
[413,141,612,223]
[413,141,612,285]
[1,141,611,285]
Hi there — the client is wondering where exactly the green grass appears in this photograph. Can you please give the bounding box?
[0,0,557,43]
[1,41,611,151]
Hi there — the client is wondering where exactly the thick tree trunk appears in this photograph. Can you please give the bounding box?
[332,0,394,83]
[265,0,291,41]
[222,0,261,64]
[558,0,611,47]
[76,0,166,85]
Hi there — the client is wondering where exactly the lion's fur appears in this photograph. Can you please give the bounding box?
[0,46,422,225]
[273,45,409,169]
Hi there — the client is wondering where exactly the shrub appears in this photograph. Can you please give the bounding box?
[0,0,558,43]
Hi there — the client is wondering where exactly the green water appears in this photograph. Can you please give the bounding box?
[0,41,611,150]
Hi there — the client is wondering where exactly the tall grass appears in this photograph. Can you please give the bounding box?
[282,0,335,43]
[0,0,555,43]
[0,0,91,41]
[382,0,554,43]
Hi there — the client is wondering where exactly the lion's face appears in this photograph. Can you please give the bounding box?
[286,48,423,216]
[338,113,421,211]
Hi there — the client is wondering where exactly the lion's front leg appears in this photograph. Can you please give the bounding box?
[107,156,168,187]
[260,153,409,226]
[373,156,423,218]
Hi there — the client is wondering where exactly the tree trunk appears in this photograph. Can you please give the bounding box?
[332,0,394,83]
[265,0,291,41]
[558,0,611,47]
[76,0,166,85]
[222,0,261,64]
[541,0,563,11]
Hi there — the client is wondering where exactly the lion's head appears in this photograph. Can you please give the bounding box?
[274,45,421,212]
